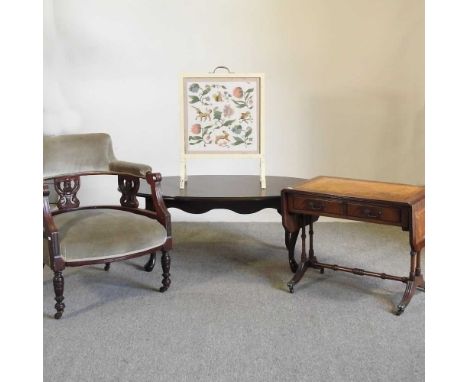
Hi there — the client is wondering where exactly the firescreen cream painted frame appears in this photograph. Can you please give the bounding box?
[179,72,265,189]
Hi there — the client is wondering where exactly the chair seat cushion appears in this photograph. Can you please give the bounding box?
[49,208,167,263]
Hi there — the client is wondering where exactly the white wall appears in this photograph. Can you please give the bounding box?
[44,0,424,222]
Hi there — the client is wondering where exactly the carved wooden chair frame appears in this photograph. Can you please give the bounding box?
[43,138,172,319]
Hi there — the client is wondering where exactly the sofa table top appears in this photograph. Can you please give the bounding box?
[288,176,424,205]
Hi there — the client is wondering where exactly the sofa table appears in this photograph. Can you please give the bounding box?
[138,175,305,272]
[281,176,425,315]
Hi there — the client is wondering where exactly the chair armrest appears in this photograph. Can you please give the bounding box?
[109,160,152,179]
[145,172,172,240]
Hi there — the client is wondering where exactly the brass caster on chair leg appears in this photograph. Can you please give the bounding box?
[104,263,110,271]
[287,283,295,294]
[320,268,325,274]
[54,312,63,320]
[159,286,168,293]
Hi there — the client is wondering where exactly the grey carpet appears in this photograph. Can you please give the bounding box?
[43,222,424,382]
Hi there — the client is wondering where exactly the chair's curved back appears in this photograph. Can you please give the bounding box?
[43,133,117,179]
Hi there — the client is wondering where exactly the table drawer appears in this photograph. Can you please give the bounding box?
[347,202,401,223]
[292,196,343,215]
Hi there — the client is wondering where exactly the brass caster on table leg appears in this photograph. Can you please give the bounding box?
[395,305,406,316]
[287,260,308,294]
[395,276,423,316]
[104,263,110,271]
[54,312,63,319]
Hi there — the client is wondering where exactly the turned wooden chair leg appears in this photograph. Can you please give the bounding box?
[144,253,157,272]
[53,271,65,319]
[159,251,171,292]
[104,263,111,271]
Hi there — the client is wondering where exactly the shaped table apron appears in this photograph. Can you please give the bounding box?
[137,175,306,270]
[138,175,305,214]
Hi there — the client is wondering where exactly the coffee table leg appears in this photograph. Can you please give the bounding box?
[287,221,309,293]
[285,230,299,273]
[396,250,425,315]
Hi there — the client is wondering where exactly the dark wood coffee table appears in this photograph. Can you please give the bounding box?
[138,175,305,271]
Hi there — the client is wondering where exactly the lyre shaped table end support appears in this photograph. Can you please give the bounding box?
[287,216,321,293]
[395,249,425,315]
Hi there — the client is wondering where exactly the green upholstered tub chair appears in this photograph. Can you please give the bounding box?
[43,133,172,319]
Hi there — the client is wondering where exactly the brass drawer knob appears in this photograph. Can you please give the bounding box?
[362,207,382,218]
[308,201,324,211]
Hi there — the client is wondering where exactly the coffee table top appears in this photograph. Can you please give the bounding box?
[138,175,305,199]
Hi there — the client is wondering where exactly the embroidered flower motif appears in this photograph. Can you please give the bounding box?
[191,124,201,134]
[189,83,200,93]
[204,134,213,144]
[233,87,243,98]
[212,92,223,102]
[223,104,234,117]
